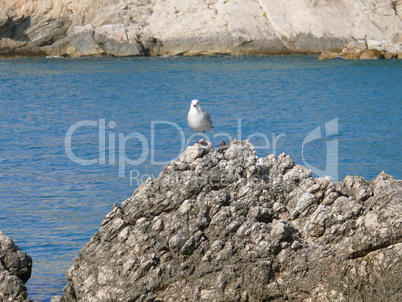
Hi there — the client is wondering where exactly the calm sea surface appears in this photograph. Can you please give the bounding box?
[0,55,401,301]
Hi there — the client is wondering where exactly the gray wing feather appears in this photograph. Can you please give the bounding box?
[204,111,213,127]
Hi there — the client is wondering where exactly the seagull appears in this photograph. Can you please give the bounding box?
[187,99,214,142]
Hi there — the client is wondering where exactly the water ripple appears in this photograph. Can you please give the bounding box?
[0,56,401,301]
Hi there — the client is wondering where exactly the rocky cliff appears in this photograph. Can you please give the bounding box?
[54,139,402,302]
[1,0,401,57]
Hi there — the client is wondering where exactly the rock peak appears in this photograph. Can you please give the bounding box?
[61,140,401,301]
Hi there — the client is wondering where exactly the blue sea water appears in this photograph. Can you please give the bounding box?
[0,55,401,301]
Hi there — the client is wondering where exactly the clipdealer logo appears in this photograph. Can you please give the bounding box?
[64,118,338,185]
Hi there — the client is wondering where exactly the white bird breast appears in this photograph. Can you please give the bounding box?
[187,106,213,131]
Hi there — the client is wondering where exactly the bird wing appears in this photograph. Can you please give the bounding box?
[204,111,213,127]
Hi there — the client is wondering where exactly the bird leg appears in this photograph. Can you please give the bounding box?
[203,131,205,139]
[195,131,198,143]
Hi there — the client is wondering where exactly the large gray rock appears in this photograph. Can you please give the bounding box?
[94,24,144,56]
[56,23,145,57]
[0,38,45,58]
[0,231,33,302]
[61,139,402,301]
[68,24,104,56]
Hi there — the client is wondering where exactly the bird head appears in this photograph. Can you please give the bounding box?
[191,99,200,108]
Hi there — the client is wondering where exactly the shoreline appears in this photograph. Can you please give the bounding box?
[1,42,400,60]
[0,40,329,59]
[1,50,401,60]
